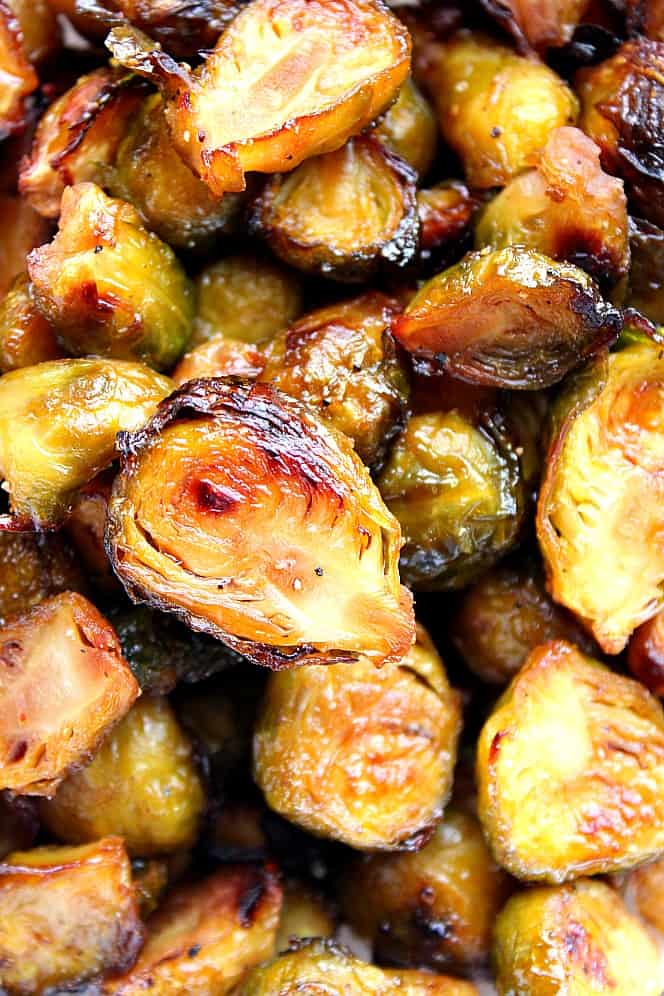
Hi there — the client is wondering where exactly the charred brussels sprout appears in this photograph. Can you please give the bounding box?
[253,625,461,849]
[419,32,578,188]
[28,182,194,370]
[537,341,664,653]
[477,640,664,882]
[0,194,50,299]
[106,379,414,669]
[475,127,630,289]
[0,273,61,372]
[393,247,622,390]
[250,135,419,282]
[375,76,437,177]
[628,609,664,696]
[0,357,172,528]
[342,807,510,973]
[481,0,591,51]
[258,292,409,468]
[378,409,526,591]
[493,879,663,996]
[0,532,85,627]
[0,592,139,796]
[174,335,265,387]
[627,217,664,326]
[106,0,410,196]
[41,696,205,856]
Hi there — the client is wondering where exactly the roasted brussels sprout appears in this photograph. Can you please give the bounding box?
[191,254,303,348]
[253,624,461,849]
[419,32,578,188]
[5,0,60,64]
[0,1,38,139]
[342,807,510,973]
[378,409,526,591]
[0,592,139,796]
[477,639,664,882]
[258,292,409,467]
[577,38,664,227]
[174,334,265,387]
[0,357,172,528]
[493,879,663,995]
[0,272,61,372]
[0,532,85,627]
[475,127,630,289]
[0,837,144,995]
[276,880,335,950]
[628,608,664,696]
[625,855,664,933]
[19,68,146,219]
[28,182,194,370]
[481,0,591,51]
[393,247,622,390]
[626,217,664,326]
[375,76,437,177]
[106,379,414,669]
[537,341,664,653]
[250,135,419,282]
[106,0,411,196]
[106,864,282,994]
[416,182,476,271]
[41,696,205,856]
[0,194,50,299]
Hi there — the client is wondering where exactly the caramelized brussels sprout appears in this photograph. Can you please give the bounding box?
[537,341,664,653]
[419,32,578,188]
[191,254,303,348]
[0,1,38,139]
[0,194,50,299]
[258,292,409,467]
[393,247,622,389]
[0,837,143,995]
[625,856,664,933]
[628,608,664,696]
[174,334,265,387]
[106,864,282,994]
[41,696,205,856]
[416,182,476,270]
[477,639,664,881]
[106,379,414,669]
[493,879,663,995]
[0,592,139,796]
[0,357,171,528]
[0,272,61,372]
[0,532,85,627]
[106,0,410,196]
[627,217,664,326]
[481,0,591,50]
[250,135,419,282]
[253,624,461,849]
[378,409,526,590]
[19,68,146,219]
[577,38,664,227]
[375,76,437,177]
[342,807,510,973]
[28,182,194,370]
[276,880,335,950]
[475,127,630,289]
[0,793,37,860]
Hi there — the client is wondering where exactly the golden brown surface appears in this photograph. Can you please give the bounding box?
[0,1,38,140]
[0,195,50,300]
[375,76,437,176]
[174,334,265,386]
[0,272,61,372]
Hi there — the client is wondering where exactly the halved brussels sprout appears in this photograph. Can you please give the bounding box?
[258,292,409,468]
[0,837,144,995]
[493,879,663,996]
[477,639,664,882]
[628,609,664,697]
[378,409,526,590]
[375,76,437,177]
[174,335,265,387]
[627,217,664,326]
[0,357,172,528]
[476,127,630,289]
[18,68,147,218]
[0,532,85,627]
[40,696,205,856]
[250,135,419,282]
[192,254,303,348]
[537,340,664,653]
[0,272,61,373]
[393,247,622,390]
[106,0,410,195]
[106,864,282,994]
[28,182,194,370]
[342,807,510,973]
[419,32,578,188]
[0,1,38,139]
[481,0,591,51]
[577,38,664,228]
[416,182,475,271]
[0,592,139,796]
[106,379,414,669]
[0,194,50,299]
[277,880,335,951]
[625,856,664,934]
[253,624,461,849]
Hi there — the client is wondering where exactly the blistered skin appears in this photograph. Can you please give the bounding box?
[419,32,578,188]
[0,358,172,529]
[342,808,510,973]
[477,640,664,882]
[106,0,411,196]
[106,379,414,669]
[0,838,144,995]
[493,879,663,995]
[375,76,437,176]
[258,292,410,467]
[28,183,194,371]
[393,247,622,390]
[476,128,630,289]
[0,195,51,299]
[106,864,282,996]
[0,592,139,796]
[250,135,419,282]
[628,609,664,696]
[627,218,664,326]
[481,0,591,51]
[537,342,664,654]
[253,625,461,849]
